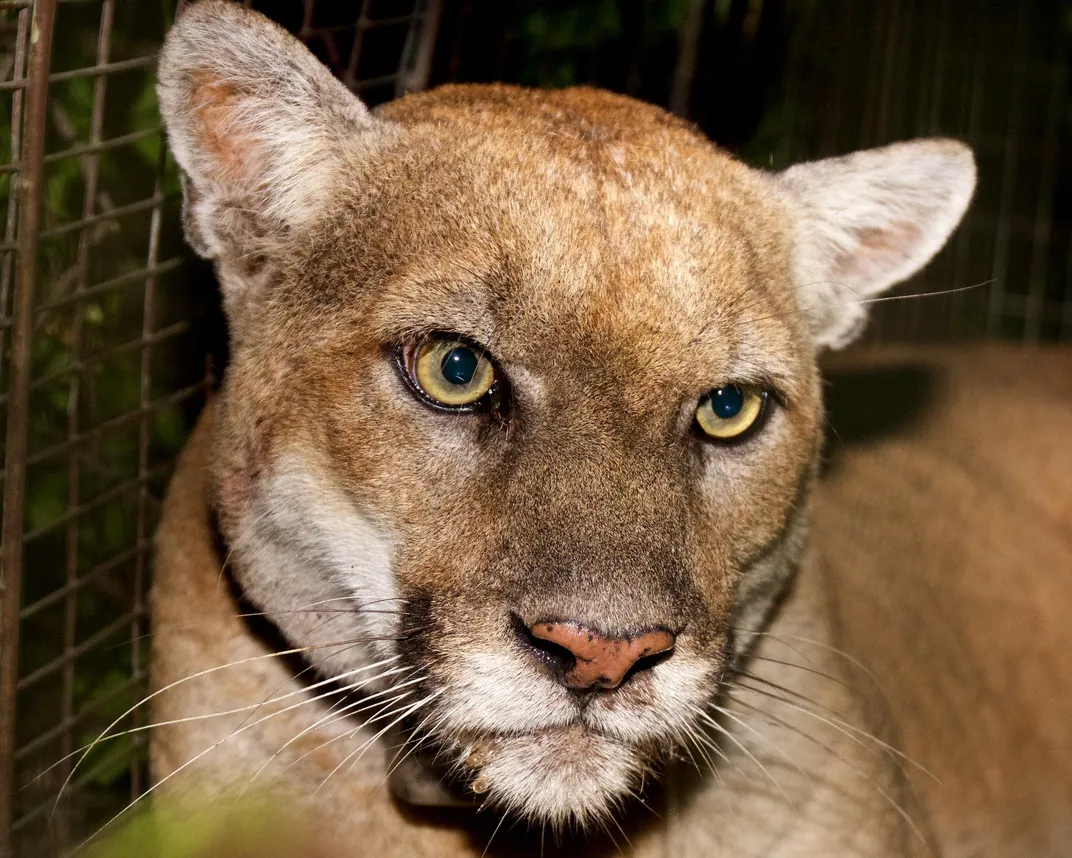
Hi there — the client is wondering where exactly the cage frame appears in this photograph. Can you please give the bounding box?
[0,1,442,853]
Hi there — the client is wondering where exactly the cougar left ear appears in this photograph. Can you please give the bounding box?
[157,1,392,321]
[775,139,976,349]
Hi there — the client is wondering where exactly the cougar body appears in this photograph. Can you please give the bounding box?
[146,3,1072,855]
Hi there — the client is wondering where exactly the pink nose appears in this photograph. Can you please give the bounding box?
[525,620,676,690]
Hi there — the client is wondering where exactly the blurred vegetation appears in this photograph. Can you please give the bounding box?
[83,795,337,858]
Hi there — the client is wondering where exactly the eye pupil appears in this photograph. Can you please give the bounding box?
[711,385,744,419]
[440,346,479,386]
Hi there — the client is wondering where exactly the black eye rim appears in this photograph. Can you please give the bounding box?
[693,385,774,446]
[392,333,505,416]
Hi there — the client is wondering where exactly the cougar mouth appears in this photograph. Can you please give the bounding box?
[373,609,727,826]
[426,722,659,829]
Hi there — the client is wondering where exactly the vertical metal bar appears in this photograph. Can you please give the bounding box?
[923,0,946,137]
[1023,8,1063,342]
[886,0,912,340]
[950,0,990,337]
[987,0,1030,337]
[57,1,114,844]
[868,0,900,341]
[622,1,648,97]
[397,0,443,96]
[130,136,166,803]
[858,1,887,151]
[343,0,373,89]
[818,0,849,159]
[670,0,706,117]
[0,8,30,401]
[298,0,315,40]
[906,0,938,341]
[1062,242,1072,340]
[781,0,819,164]
[0,1,58,854]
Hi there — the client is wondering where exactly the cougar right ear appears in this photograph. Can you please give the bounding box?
[157,1,391,315]
[775,139,976,350]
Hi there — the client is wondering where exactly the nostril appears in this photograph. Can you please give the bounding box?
[513,614,676,691]
[512,614,576,675]
[619,647,674,686]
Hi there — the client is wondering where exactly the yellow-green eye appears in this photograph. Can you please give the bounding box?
[695,384,766,440]
[409,338,495,407]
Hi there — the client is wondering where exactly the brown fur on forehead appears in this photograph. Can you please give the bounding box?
[259,85,808,409]
[213,83,821,569]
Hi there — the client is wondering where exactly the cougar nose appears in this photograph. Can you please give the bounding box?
[521,619,676,690]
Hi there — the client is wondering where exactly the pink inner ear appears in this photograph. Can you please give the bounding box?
[189,71,262,185]
[839,221,924,286]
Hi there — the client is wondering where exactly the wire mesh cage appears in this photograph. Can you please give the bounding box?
[0,0,1068,854]
[781,0,1072,342]
[438,0,1072,343]
[0,1,440,854]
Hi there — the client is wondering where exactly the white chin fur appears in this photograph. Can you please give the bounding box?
[466,726,645,829]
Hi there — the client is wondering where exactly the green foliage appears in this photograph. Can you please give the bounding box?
[85,797,324,858]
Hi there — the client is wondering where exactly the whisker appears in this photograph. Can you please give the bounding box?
[739,655,852,690]
[56,635,395,814]
[687,717,748,786]
[275,659,441,780]
[595,813,623,855]
[679,718,724,774]
[729,694,886,779]
[247,664,431,790]
[276,664,437,773]
[729,629,884,686]
[33,656,401,783]
[674,724,709,774]
[707,701,810,783]
[340,690,442,771]
[692,706,789,800]
[380,705,449,784]
[854,279,994,306]
[316,690,443,794]
[72,663,409,852]
[725,680,935,779]
[721,693,929,846]
[608,804,634,853]
[729,628,816,665]
[273,691,416,780]
[481,809,511,858]
[214,507,273,590]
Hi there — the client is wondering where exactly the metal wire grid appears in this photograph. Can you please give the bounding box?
[0,1,440,854]
[777,0,1071,343]
[439,0,1070,343]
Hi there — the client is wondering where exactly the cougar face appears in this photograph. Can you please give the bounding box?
[157,2,974,830]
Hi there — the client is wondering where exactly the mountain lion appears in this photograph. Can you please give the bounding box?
[140,3,1072,856]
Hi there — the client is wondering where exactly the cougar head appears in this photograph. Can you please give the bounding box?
[157,1,974,830]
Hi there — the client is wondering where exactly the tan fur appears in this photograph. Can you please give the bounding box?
[152,343,1072,857]
[814,344,1072,857]
[143,3,1068,855]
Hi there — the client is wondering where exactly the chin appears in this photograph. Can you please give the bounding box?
[449,724,652,830]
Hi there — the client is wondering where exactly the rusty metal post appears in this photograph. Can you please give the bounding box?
[0,1,58,854]
[398,0,443,96]
[670,0,706,116]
